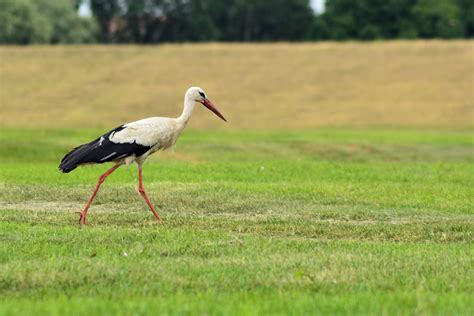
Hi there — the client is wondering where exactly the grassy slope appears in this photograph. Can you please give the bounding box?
[1,128,473,315]
[0,41,473,129]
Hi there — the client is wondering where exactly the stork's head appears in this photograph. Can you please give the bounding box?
[186,87,227,122]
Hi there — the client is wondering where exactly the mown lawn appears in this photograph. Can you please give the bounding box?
[1,41,472,129]
[0,128,473,315]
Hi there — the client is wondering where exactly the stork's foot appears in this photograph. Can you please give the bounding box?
[77,211,87,225]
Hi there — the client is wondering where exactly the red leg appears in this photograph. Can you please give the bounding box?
[138,164,162,222]
[79,163,121,225]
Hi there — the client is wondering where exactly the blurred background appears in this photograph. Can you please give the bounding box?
[1,0,473,44]
[0,0,472,130]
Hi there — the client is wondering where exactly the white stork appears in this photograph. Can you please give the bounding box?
[59,87,226,225]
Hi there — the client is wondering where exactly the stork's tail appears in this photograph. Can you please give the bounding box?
[59,143,91,173]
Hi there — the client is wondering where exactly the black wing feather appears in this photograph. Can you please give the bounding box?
[58,125,151,173]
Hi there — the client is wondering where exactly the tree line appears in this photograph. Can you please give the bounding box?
[0,0,472,44]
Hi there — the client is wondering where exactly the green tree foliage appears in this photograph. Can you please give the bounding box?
[208,0,314,41]
[88,0,314,43]
[1,0,473,43]
[313,0,471,40]
[412,0,464,38]
[87,0,472,43]
[457,0,474,37]
[0,0,51,44]
[0,0,97,44]
[35,0,98,43]
[90,0,122,42]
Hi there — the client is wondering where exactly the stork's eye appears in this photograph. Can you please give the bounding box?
[199,92,205,98]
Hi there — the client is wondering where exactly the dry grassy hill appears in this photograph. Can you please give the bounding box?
[0,41,472,129]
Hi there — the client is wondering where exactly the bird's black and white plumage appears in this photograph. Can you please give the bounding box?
[58,116,180,173]
[58,87,227,225]
[59,125,151,173]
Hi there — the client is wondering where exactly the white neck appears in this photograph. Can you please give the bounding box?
[176,94,196,126]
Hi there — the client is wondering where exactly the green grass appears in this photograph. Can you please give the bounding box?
[1,128,473,315]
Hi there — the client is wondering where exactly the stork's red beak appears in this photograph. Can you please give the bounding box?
[200,98,227,122]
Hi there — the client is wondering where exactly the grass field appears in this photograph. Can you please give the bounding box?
[1,42,473,315]
[0,41,473,129]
